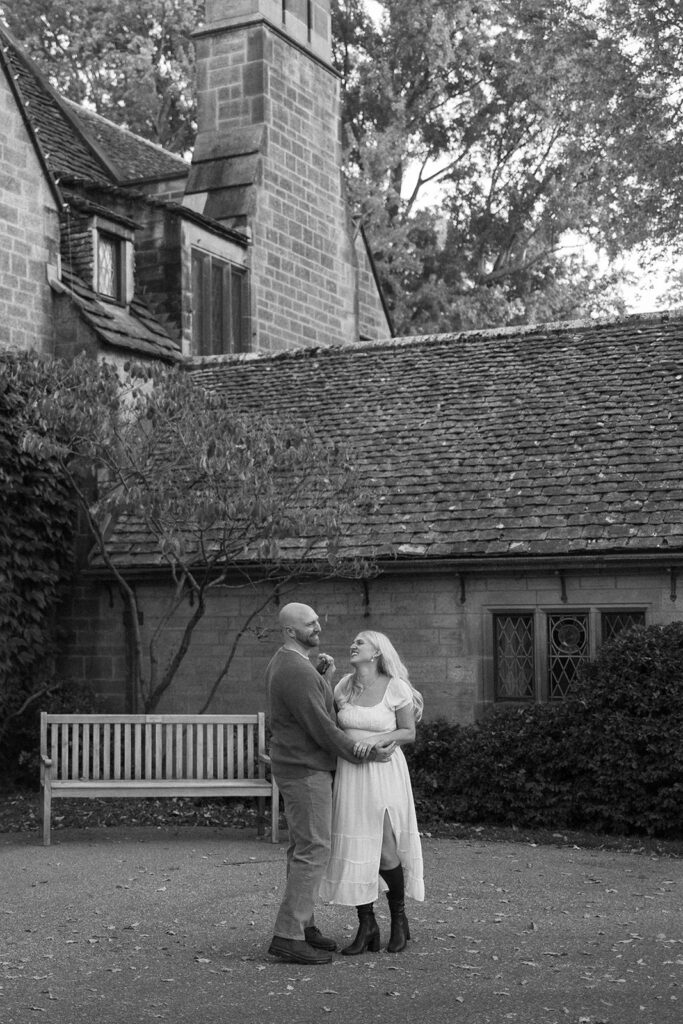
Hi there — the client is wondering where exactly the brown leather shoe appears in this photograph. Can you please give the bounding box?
[304,925,337,951]
[268,936,333,964]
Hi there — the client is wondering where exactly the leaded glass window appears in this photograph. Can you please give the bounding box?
[492,607,648,705]
[601,610,645,644]
[494,613,535,700]
[548,612,589,699]
[97,232,121,300]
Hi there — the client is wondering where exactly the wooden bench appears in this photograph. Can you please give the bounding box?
[40,712,279,846]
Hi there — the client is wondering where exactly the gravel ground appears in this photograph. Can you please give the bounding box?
[1,805,681,1024]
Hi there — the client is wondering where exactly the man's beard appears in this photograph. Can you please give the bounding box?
[295,628,319,649]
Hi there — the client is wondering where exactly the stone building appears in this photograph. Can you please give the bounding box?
[0,0,391,362]
[66,312,683,722]
[3,3,682,725]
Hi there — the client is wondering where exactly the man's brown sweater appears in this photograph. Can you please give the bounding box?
[265,648,358,778]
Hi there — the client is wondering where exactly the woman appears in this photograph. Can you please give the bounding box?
[320,630,424,954]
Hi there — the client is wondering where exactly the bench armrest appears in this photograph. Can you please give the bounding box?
[41,755,53,767]
[258,752,272,767]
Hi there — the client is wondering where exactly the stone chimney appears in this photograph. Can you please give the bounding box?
[184,0,391,352]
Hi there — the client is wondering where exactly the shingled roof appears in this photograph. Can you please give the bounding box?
[60,268,181,363]
[0,24,188,188]
[65,101,189,185]
[192,311,683,562]
[101,309,683,570]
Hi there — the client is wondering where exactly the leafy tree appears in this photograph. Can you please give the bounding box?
[19,353,375,713]
[0,0,202,152]
[332,0,683,333]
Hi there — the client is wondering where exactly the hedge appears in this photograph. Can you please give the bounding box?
[406,622,683,838]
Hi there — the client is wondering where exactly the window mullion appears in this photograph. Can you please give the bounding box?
[537,609,548,703]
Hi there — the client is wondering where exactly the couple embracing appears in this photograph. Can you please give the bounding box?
[266,602,424,965]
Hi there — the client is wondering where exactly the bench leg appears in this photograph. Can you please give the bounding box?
[41,783,51,847]
[256,797,265,837]
[270,781,280,843]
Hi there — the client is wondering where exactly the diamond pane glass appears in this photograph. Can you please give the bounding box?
[494,614,534,700]
[97,234,119,299]
[601,611,645,644]
[548,613,589,699]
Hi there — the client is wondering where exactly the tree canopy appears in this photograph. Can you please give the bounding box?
[19,354,374,712]
[332,0,683,332]
[3,0,683,330]
[0,0,201,152]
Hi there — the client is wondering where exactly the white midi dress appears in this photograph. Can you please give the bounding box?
[320,676,425,906]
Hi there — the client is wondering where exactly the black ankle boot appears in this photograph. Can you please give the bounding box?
[341,903,380,956]
[386,896,409,952]
[380,864,410,953]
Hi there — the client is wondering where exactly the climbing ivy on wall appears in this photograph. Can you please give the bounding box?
[0,350,76,774]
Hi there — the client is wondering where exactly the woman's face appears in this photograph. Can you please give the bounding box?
[349,633,378,666]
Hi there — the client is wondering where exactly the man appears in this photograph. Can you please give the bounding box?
[266,601,395,965]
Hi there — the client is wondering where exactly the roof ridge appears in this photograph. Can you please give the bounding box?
[185,307,683,370]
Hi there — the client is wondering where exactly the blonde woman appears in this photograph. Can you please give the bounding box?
[320,630,424,953]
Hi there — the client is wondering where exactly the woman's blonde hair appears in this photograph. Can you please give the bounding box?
[339,630,423,721]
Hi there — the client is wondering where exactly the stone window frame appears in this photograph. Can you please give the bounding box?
[489,606,647,704]
[92,215,134,306]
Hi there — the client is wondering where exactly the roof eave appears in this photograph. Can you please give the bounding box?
[81,548,683,583]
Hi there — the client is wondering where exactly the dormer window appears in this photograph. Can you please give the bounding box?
[92,217,134,305]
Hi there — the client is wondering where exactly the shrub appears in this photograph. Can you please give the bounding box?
[408,705,583,831]
[0,351,85,779]
[407,623,683,838]
[562,622,683,837]
[12,683,100,789]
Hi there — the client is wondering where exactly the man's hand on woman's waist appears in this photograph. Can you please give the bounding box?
[353,738,397,761]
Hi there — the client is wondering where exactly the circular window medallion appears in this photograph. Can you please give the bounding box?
[553,618,586,653]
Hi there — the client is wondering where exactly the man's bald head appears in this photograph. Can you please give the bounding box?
[279,603,317,629]
[279,603,321,651]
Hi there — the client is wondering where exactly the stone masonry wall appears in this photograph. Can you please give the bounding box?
[192,1,391,351]
[0,67,60,353]
[253,27,358,350]
[59,566,683,724]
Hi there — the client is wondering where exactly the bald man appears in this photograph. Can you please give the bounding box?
[266,602,395,965]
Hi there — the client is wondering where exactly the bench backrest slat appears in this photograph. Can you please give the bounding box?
[104,726,111,779]
[134,723,142,779]
[227,725,235,780]
[60,726,68,781]
[206,724,215,778]
[236,723,244,778]
[82,724,91,781]
[216,725,224,779]
[41,713,266,784]
[93,724,101,780]
[196,726,204,780]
